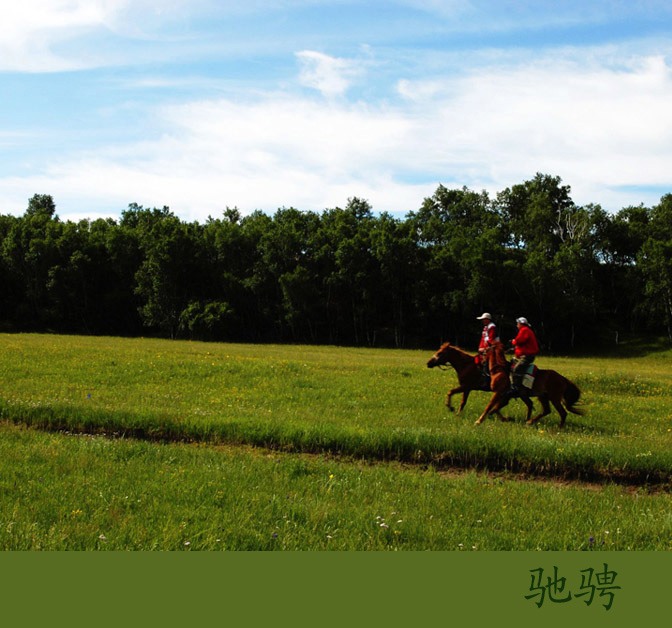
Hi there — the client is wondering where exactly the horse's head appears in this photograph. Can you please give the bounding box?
[427,342,454,368]
[427,342,450,368]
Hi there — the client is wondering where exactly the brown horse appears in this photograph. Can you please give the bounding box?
[426,342,507,418]
[475,341,512,424]
[480,341,584,427]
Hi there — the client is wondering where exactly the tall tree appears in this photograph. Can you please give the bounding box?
[638,195,672,341]
[409,185,505,345]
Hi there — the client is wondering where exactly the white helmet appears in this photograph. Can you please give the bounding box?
[516,317,528,325]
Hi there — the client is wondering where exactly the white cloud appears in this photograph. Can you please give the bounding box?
[296,50,363,97]
[0,2,372,74]
[396,54,672,199]
[0,94,425,219]
[0,0,215,72]
[0,1,127,71]
[2,50,672,219]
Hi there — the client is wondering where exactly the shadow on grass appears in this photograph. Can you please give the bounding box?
[570,334,672,359]
[2,399,670,489]
[501,415,618,437]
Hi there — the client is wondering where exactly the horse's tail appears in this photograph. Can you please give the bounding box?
[563,379,584,415]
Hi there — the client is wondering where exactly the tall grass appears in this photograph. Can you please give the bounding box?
[1,333,672,484]
[1,422,670,550]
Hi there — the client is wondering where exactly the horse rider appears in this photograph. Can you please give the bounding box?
[510,317,539,393]
[476,313,499,376]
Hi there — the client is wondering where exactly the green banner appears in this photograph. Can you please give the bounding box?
[1,551,667,626]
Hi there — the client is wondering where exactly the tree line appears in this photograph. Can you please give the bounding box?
[1,173,671,352]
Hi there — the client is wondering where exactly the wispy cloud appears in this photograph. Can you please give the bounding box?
[296,50,364,97]
[395,53,672,206]
[0,0,219,72]
[0,1,124,71]
[1,2,671,219]
[399,0,672,32]
[3,49,672,219]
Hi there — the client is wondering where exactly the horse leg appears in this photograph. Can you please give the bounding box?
[457,390,471,415]
[494,408,513,422]
[519,390,534,423]
[475,392,502,424]
[446,385,465,411]
[527,393,551,426]
[491,395,512,421]
[550,396,568,428]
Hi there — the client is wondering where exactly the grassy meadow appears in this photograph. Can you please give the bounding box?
[1,332,671,550]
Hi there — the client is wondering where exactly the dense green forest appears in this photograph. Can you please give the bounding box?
[1,173,671,351]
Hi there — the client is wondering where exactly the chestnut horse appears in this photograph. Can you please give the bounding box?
[478,341,584,427]
[426,342,506,417]
[475,341,513,424]
[427,341,584,427]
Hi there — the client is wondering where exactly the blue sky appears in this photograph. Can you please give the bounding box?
[2,0,672,221]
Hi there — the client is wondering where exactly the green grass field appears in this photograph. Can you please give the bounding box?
[1,333,671,550]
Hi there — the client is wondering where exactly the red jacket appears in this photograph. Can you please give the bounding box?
[478,322,498,351]
[512,325,539,357]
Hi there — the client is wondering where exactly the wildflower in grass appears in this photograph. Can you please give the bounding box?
[272,532,278,538]
[98,534,107,540]
[380,522,388,528]
[184,541,191,546]
[71,509,82,516]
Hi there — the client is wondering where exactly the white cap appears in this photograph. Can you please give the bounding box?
[516,317,528,325]
[476,312,492,320]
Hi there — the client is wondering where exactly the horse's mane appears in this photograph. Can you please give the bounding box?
[439,342,475,359]
[488,341,509,368]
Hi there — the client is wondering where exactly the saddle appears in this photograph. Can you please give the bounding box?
[518,363,538,389]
